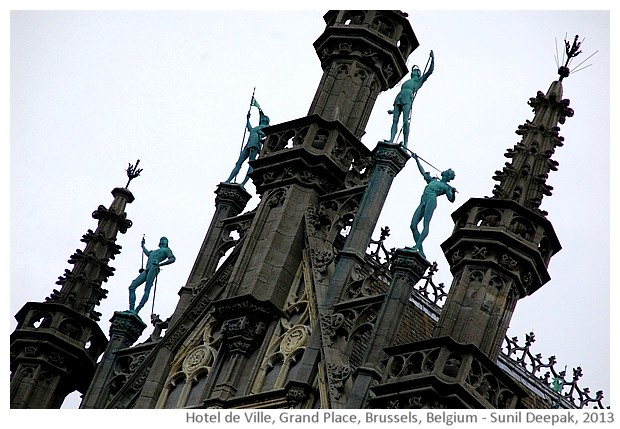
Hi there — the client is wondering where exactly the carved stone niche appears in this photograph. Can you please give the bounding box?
[212,295,282,357]
[369,337,528,409]
[13,302,108,362]
[442,198,561,296]
[446,198,561,262]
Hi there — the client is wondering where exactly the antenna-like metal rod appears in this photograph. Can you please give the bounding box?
[232,88,256,183]
[570,49,598,71]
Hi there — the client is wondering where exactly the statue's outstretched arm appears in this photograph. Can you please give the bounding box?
[414,155,427,177]
[421,50,435,85]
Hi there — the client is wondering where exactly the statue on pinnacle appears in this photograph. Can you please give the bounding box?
[386,50,434,148]
[225,94,270,187]
[128,236,176,316]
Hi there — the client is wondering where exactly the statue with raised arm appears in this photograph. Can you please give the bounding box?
[128,236,175,315]
[225,99,270,186]
[386,50,434,148]
[408,154,456,258]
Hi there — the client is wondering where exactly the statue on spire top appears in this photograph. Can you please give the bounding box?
[385,50,434,148]
[225,97,270,187]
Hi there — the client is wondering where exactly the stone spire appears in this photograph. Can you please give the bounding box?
[10,163,139,408]
[47,186,134,321]
[370,37,583,410]
[107,10,420,410]
[491,35,582,216]
[490,80,573,216]
[436,42,581,360]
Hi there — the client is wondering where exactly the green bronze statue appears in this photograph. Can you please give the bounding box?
[408,153,456,258]
[225,99,270,186]
[550,370,566,408]
[386,50,434,148]
[551,375,565,393]
[128,236,176,315]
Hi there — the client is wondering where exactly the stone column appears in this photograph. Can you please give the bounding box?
[313,142,409,408]
[324,142,410,307]
[347,248,430,407]
[170,183,251,326]
[185,183,252,286]
[80,311,146,408]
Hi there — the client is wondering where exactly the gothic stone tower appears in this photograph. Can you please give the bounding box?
[436,80,570,359]
[10,184,135,408]
[368,71,573,409]
[12,11,590,411]
[91,10,426,409]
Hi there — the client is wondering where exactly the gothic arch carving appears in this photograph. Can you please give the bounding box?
[509,216,534,241]
[251,258,314,395]
[58,318,82,340]
[538,234,552,264]
[28,311,53,329]
[155,311,222,409]
[342,11,365,26]
[475,208,502,227]
[371,13,395,38]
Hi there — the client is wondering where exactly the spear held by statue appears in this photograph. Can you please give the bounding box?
[225,89,271,186]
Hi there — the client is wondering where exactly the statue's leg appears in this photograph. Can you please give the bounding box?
[226,148,250,182]
[416,243,425,258]
[128,271,147,311]
[226,163,241,183]
[417,198,437,246]
[389,106,402,143]
[402,104,412,148]
[410,203,424,242]
[241,147,259,186]
[135,268,158,313]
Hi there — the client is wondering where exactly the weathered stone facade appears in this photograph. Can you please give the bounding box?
[11,10,600,410]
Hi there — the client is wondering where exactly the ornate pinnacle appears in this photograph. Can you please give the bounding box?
[125,159,143,188]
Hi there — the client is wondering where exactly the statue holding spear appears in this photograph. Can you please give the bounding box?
[128,236,176,316]
[225,89,270,186]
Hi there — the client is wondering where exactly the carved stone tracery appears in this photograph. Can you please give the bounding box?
[325,362,352,399]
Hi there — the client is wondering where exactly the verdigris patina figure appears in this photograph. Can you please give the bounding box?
[551,371,566,408]
[409,153,456,258]
[128,236,176,315]
[225,99,270,186]
[387,50,434,148]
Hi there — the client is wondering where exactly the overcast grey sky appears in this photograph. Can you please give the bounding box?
[8,5,613,410]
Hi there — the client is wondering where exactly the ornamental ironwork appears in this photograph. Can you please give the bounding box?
[503,332,606,409]
[362,226,606,409]
[368,226,394,267]
[413,261,448,306]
